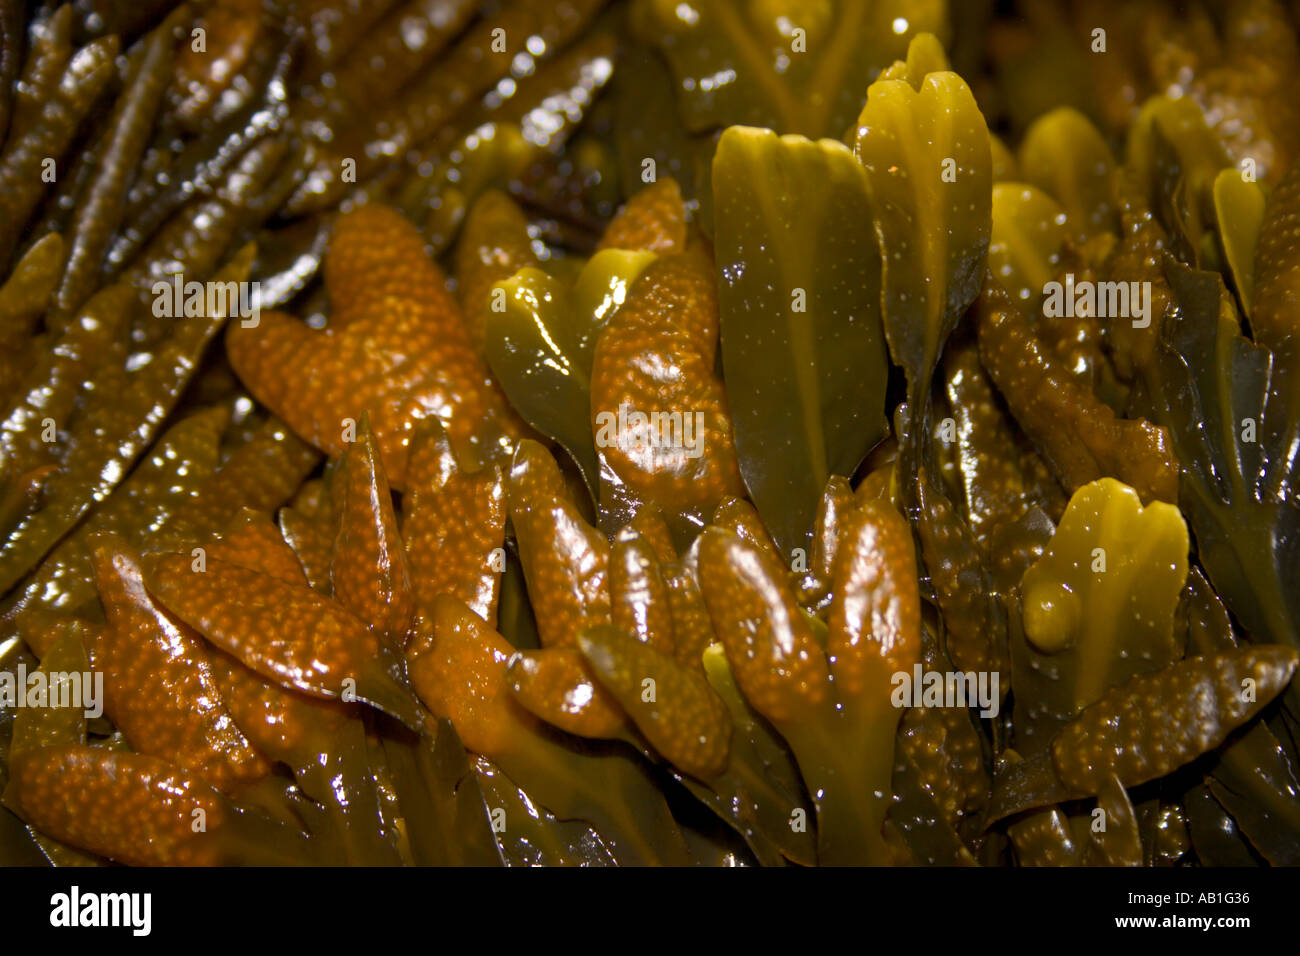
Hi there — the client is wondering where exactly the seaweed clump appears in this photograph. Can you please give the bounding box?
[2,0,1300,867]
